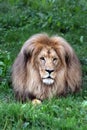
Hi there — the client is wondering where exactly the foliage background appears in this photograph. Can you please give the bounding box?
[0,0,87,129]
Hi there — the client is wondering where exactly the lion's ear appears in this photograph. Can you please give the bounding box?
[62,40,79,68]
[23,51,32,63]
[21,40,35,63]
[64,47,74,67]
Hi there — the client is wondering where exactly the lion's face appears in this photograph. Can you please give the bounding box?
[37,47,61,85]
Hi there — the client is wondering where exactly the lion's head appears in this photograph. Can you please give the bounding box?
[12,33,82,101]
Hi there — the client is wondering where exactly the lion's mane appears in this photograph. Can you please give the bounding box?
[12,33,82,101]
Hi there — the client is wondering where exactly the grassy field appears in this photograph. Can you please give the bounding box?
[0,0,87,129]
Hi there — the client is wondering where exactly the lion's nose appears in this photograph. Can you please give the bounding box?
[45,69,54,74]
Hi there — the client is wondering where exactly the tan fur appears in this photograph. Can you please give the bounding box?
[12,33,82,101]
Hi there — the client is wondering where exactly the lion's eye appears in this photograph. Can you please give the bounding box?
[40,57,45,61]
[53,58,58,64]
[53,58,57,61]
[40,57,45,64]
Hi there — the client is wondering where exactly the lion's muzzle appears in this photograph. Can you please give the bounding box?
[42,69,55,85]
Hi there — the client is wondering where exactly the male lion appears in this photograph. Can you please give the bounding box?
[12,33,82,102]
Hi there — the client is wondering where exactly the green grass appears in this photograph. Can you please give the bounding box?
[0,97,87,130]
[0,0,87,129]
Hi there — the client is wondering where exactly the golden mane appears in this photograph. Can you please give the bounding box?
[12,33,82,102]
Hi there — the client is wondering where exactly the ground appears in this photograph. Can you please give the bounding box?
[0,0,87,129]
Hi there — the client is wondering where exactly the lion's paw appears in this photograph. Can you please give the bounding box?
[32,99,42,105]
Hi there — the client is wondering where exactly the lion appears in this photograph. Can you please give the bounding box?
[12,33,82,102]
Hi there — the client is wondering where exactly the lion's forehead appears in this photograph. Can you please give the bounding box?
[38,47,58,57]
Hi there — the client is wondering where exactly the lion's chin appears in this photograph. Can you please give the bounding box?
[42,78,54,85]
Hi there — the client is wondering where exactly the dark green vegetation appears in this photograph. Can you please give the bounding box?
[0,0,87,129]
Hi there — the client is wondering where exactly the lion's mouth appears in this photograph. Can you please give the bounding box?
[42,76,54,85]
